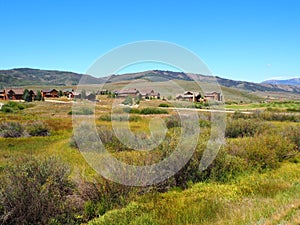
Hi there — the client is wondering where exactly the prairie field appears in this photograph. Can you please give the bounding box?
[0,96,300,225]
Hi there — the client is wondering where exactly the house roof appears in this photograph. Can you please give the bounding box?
[41,89,58,93]
[115,89,139,95]
[5,88,24,95]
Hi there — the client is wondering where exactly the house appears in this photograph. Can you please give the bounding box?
[139,89,160,99]
[176,91,202,102]
[5,88,24,100]
[41,89,59,98]
[114,88,140,98]
[0,89,6,100]
[97,89,108,95]
[63,89,74,98]
[0,88,37,101]
[204,92,222,101]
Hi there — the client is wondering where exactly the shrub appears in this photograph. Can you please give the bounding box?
[140,107,168,115]
[225,118,266,138]
[0,157,76,225]
[99,114,141,122]
[0,101,26,113]
[158,103,170,107]
[123,107,140,114]
[0,122,24,138]
[199,149,248,183]
[68,107,94,115]
[26,121,50,136]
[281,125,300,150]
[99,114,112,121]
[227,134,296,171]
[199,119,211,128]
[165,115,181,128]
[122,96,133,106]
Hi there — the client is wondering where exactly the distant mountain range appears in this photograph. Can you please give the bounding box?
[262,78,300,86]
[1,68,300,94]
[0,68,104,87]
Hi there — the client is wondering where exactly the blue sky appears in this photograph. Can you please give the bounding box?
[0,0,299,82]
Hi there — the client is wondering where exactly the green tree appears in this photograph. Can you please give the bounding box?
[58,90,63,97]
[34,90,42,101]
[23,89,32,102]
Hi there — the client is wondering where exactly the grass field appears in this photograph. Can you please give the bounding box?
[0,96,300,225]
[226,100,300,112]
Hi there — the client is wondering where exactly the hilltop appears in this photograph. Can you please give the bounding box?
[0,68,104,87]
[262,77,300,86]
[1,68,300,98]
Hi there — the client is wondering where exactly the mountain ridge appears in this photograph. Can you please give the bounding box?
[1,68,300,94]
[262,78,300,86]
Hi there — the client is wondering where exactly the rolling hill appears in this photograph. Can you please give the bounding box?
[1,68,300,96]
[262,78,300,86]
[0,68,104,87]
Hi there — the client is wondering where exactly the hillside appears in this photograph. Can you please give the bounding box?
[262,78,300,86]
[1,68,300,96]
[0,68,104,88]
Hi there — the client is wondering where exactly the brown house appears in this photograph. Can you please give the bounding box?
[2,88,24,100]
[41,89,59,98]
[0,89,6,100]
[63,89,74,98]
[114,88,139,98]
[176,91,202,102]
[204,92,222,101]
[139,89,160,99]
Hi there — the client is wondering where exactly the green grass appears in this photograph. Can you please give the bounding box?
[1,96,300,225]
[87,162,300,225]
[226,101,300,112]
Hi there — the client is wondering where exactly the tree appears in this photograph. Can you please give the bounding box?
[34,90,42,101]
[81,90,86,99]
[58,90,63,97]
[122,96,133,105]
[23,89,32,102]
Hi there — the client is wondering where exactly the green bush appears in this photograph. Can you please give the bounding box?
[140,107,168,115]
[199,149,248,182]
[281,125,300,150]
[123,107,140,114]
[68,107,94,115]
[99,114,141,122]
[0,121,24,138]
[225,119,266,138]
[122,96,133,106]
[0,157,76,225]
[26,121,50,136]
[227,134,296,171]
[158,103,170,108]
[165,115,181,128]
[0,101,26,113]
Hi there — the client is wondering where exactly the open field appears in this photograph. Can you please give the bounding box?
[0,95,300,225]
[226,101,300,112]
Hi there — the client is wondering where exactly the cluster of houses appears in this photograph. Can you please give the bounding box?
[0,88,75,101]
[113,88,222,102]
[0,87,222,103]
[113,88,160,99]
[176,91,222,102]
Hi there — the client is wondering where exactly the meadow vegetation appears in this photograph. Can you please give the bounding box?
[0,98,299,224]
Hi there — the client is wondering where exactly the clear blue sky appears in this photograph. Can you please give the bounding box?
[0,0,299,82]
